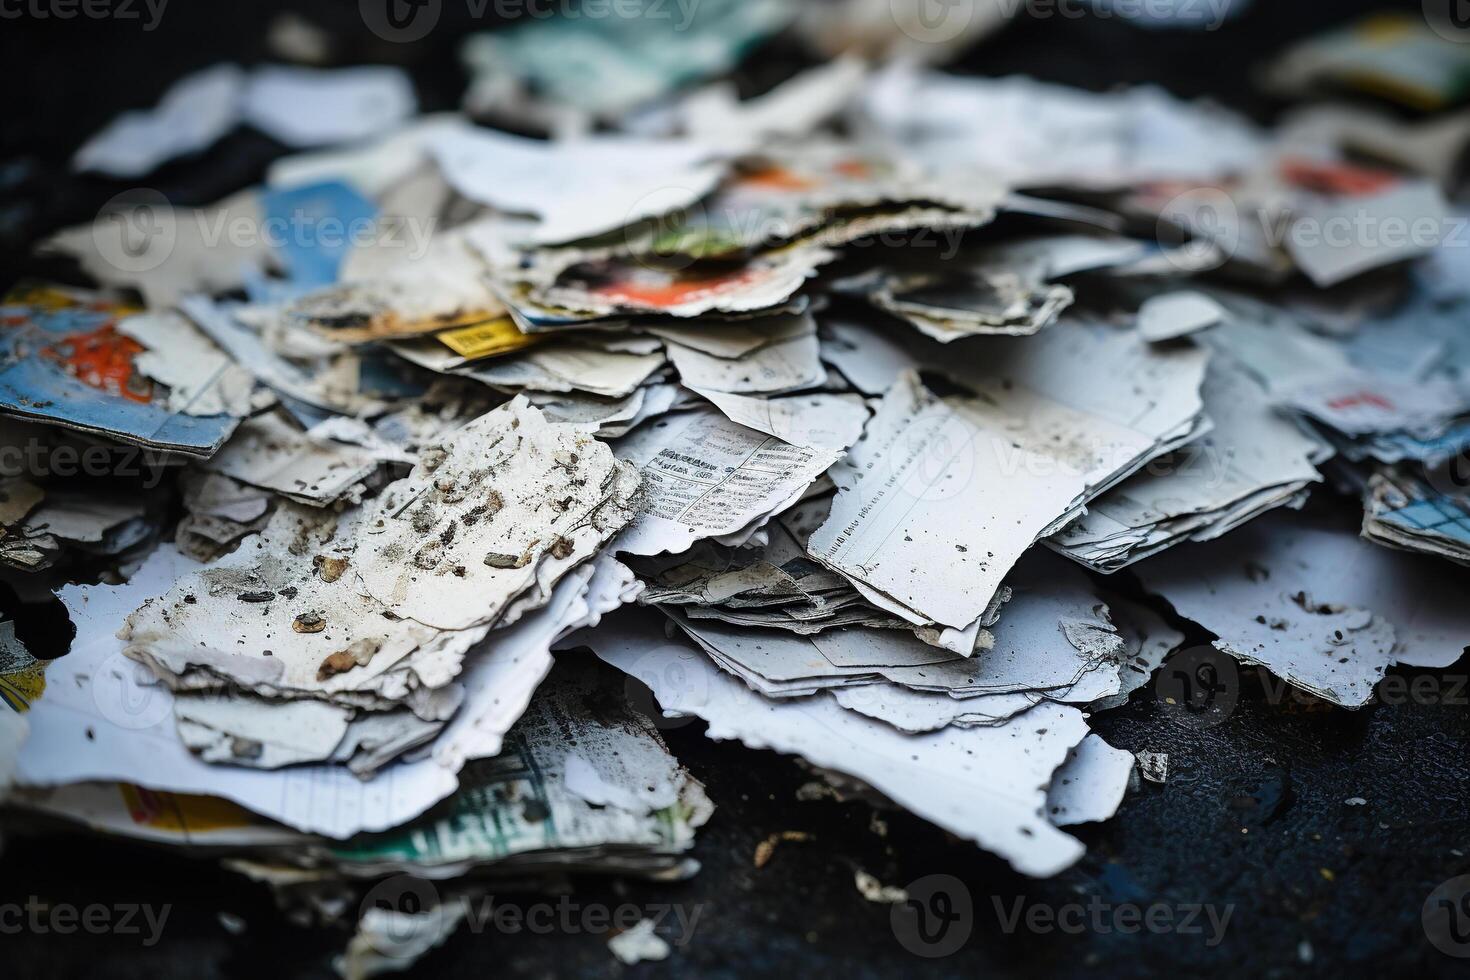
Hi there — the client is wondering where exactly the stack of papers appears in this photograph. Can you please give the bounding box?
[1362,465,1470,567]
[1051,359,1328,571]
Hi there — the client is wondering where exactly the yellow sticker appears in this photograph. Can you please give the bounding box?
[118,784,261,833]
[0,664,44,712]
[435,318,538,361]
[1355,13,1413,43]
[0,624,45,713]
[3,283,142,317]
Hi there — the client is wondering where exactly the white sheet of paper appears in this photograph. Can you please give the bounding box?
[580,609,1092,877]
[72,64,244,177]
[692,389,868,451]
[808,371,1086,634]
[1138,290,1226,343]
[18,544,597,838]
[430,127,724,244]
[1045,734,1134,826]
[243,65,417,149]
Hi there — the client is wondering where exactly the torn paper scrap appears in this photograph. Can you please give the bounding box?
[692,390,868,451]
[608,920,672,966]
[75,64,416,177]
[0,290,240,455]
[1046,734,1134,827]
[430,126,724,246]
[203,412,381,507]
[116,311,259,418]
[1362,466,1470,568]
[856,64,1262,190]
[20,542,598,838]
[661,312,828,394]
[71,64,244,177]
[512,247,833,323]
[614,407,840,557]
[807,370,1086,636]
[580,609,1093,877]
[1049,360,1324,572]
[120,504,486,711]
[357,398,640,630]
[1137,291,1226,343]
[44,190,273,309]
[1137,510,1470,705]
[1091,595,1184,712]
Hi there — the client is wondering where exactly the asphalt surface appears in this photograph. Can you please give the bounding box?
[4,3,1470,977]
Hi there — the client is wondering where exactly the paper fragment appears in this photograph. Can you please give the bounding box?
[808,370,1086,635]
[614,408,840,557]
[20,543,601,837]
[1046,734,1134,827]
[581,609,1092,877]
[608,920,672,965]
[1138,511,1470,705]
[357,398,639,630]
[1138,291,1226,343]
[204,413,380,506]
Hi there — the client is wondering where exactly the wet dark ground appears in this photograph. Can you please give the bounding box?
[4,2,1470,977]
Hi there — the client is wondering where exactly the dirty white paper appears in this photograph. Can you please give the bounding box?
[1137,510,1470,705]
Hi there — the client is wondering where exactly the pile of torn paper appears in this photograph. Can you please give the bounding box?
[3,19,1470,975]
